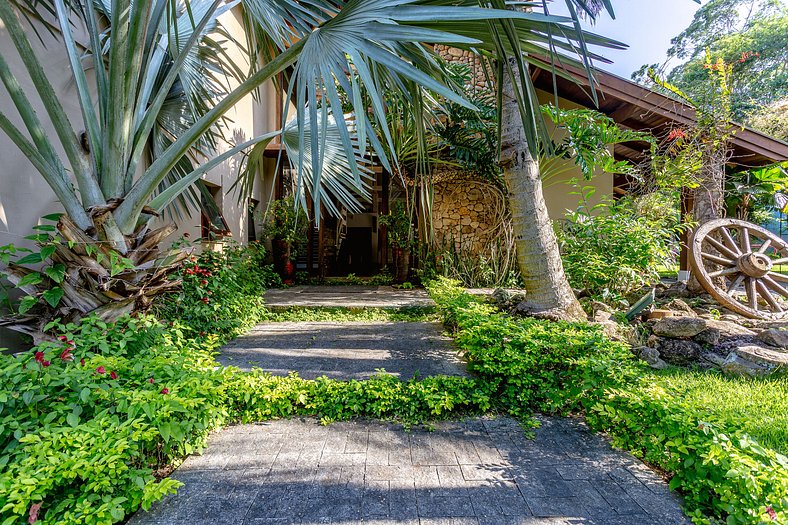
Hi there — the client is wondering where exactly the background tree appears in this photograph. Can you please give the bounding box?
[633,0,788,128]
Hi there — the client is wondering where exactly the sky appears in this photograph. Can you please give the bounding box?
[548,0,704,79]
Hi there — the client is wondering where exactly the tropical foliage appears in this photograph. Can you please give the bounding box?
[428,278,788,525]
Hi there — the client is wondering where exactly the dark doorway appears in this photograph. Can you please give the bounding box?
[340,226,374,275]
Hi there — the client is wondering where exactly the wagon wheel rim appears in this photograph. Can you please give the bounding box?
[689,218,788,320]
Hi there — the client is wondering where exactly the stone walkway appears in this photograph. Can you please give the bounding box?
[218,321,468,379]
[263,286,435,309]
[130,416,690,525]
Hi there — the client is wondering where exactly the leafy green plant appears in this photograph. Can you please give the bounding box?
[156,241,280,340]
[379,202,413,250]
[557,189,679,303]
[260,197,310,252]
[427,277,788,524]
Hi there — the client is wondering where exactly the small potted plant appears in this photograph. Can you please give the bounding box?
[261,197,309,284]
[379,201,413,283]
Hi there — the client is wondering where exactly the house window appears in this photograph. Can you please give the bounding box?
[200,184,231,240]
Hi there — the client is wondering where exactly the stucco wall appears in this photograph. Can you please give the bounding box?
[0,7,275,251]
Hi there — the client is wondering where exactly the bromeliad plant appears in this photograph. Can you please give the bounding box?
[0,0,622,331]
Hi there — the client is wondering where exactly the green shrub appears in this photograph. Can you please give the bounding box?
[156,241,280,340]
[427,277,788,524]
[557,195,678,303]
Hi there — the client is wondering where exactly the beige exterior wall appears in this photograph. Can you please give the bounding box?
[0,8,276,251]
[537,89,613,221]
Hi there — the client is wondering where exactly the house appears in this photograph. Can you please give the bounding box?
[1,11,787,281]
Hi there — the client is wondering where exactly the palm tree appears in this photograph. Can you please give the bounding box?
[0,0,617,329]
[495,0,619,321]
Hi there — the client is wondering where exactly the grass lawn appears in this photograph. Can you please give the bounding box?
[650,368,788,454]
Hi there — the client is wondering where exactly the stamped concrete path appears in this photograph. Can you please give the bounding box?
[130,287,690,524]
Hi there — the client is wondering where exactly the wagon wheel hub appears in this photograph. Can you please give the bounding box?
[689,218,788,320]
[737,252,772,278]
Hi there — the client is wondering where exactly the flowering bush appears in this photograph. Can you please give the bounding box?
[156,241,280,340]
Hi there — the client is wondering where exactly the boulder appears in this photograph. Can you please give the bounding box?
[652,317,707,338]
[756,328,788,349]
[656,338,703,366]
[664,299,698,318]
[594,310,613,323]
[705,319,756,338]
[721,344,788,377]
[700,351,727,368]
[694,328,720,346]
[638,347,668,369]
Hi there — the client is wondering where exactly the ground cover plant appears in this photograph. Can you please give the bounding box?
[426,277,788,525]
[261,306,439,323]
[0,247,489,525]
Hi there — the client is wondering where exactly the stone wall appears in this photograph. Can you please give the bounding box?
[434,45,491,93]
[431,171,509,253]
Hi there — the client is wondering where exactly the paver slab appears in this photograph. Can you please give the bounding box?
[264,286,435,309]
[218,321,468,379]
[130,416,690,525]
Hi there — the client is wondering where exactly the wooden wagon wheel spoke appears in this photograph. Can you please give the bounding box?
[756,280,782,312]
[757,239,773,254]
[763,275,788,298]
[708,267,739,278]
[768,272,788,283]
[701,252,734,266]
[720,227,742,255]
[704,236,739,260]
[727,273,746,293]
[745,278,758,311]
[690,218,788,320]
[739,226,751,253]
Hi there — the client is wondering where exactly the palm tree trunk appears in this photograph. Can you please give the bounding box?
[500,58,585,321]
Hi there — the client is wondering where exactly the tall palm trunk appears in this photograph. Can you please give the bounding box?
[500,58,585,321]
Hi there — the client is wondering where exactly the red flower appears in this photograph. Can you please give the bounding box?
[110,371,118,380]
[42,360,50,367]
[28,502,42,524]
[160,388,169,395]
[59,348,73,362]
[67,340,74,346]
[200,279,208,285]
[148,377,155,384]
[96,366,106,375]
[34,351,45,363]
[201,297,210,304]
[667,128,687,141]
[58,335,68,342]
[766,506,777,520]
[80,358,85,366]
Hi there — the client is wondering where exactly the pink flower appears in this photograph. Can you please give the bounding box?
[28,502,42,524]
[58,335,68,342]
[667,128,687,141]
[766,506,777,520]
[148,377,155,384]
[59,348,73,362]
[160,388,169,395]
[110,371,118,380]
[96,366,106,375]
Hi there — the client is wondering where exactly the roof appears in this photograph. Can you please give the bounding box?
[529,58,788,169]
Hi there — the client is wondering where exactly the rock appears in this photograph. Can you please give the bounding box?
[705,319,756,338]
[656,338,703,366]
[652,316,707,338]
[661,282,689,298]
[491,288,527,308]
[700,351,727,368]
[594,310,613,323]
[721,344,788,377]
[638,346,668,369]
[756,328,788,349]
[694,328,720,346]
[664,299,698,317]
[645,309,675,320]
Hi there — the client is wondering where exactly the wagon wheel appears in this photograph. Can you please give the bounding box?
[689,218,788,320]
